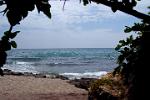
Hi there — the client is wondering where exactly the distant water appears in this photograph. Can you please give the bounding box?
[4,48,119,79]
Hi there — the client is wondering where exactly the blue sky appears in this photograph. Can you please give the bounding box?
[0,0,149,48]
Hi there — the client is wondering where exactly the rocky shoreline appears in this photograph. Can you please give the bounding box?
[3,69,96,90]
[3,69,69,80]
[2,69,123,100]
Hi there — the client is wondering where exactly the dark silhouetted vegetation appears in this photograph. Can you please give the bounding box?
[0,0,51,75]
[82,0,150,22]
[113,8,150,99]
[0,0,150,100]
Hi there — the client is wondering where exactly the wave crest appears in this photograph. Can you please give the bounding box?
[60,71,107,80]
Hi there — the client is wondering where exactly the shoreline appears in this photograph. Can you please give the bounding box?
[2,68,108,79]
[2,69,98,90]
[3,68,69,80]
[1,69,121,100]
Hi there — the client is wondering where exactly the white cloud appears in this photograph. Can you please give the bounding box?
[15,0,127,31]
[15,25,130,48]
[1,0,148,48]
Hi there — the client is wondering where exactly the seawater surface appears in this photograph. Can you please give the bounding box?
[4,48,119,79]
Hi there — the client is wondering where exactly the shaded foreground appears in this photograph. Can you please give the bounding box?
[0,75,88,100]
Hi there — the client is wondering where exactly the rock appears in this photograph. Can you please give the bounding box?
[23,72,34,76]
[55,74,69,80]
[2,69,68,80]
[11,72,24,76]
[69,78,97,90]
[3,69,19,75]
[3,69,24,76]
[3,69,12,72]
[34,73,47,78]
[3,69,12,75]
[0,68,4,76]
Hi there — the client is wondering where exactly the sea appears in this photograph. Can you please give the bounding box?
[3,48,119,79]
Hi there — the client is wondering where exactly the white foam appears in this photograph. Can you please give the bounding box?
[3,64,38,74]
[16,61,33,65]
[60,71,107,80]
[16,61,28,65]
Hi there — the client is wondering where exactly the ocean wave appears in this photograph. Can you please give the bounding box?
[60,71,107,80]
[16,61,33,65]
[7,57,41,61]
[3,64,38,74]
[7,61,90,67]
[30,62,88,67]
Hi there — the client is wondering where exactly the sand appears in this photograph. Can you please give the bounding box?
[0,75,88,100]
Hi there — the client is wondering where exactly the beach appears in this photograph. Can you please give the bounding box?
[0,48,118,100]
[0,75,88,100]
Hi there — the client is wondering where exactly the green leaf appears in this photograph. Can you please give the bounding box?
[83,0,89,6]
[4,31,10,36]
[10,31,20,39]
[1,36,9,41]
[124,26,132,33]
[111,2,118,13]
[35,0,51,19]
[43,9,51,19]
[7,11,22,26]
[117,55,125,64]
[131,0,137,7]
[27,0,35,11]
[11,41,17,48]
[119,40,126,44]
[124,47,129,52]
[111,8,117,12]
[22,11,28,19]
[126,35,133,44]
[115,44,122,51]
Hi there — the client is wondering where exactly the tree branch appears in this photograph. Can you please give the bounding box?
[90,0,150,22]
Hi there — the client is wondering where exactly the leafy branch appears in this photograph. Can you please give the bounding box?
[0,0,52,75]
[81,0,150,22]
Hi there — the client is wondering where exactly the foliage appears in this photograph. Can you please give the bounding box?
[0,0,51,75]
[0,30,19,75]
[1,30,19,50]
[114,15,150,80]
[0,0,51,26]
[113,7,150,99]
[82,0,150,22]
[89,73,125,100]
[82,0,138,9]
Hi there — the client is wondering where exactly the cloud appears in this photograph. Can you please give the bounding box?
[1,0,149,48]
[13,0,129,31]
[15,24,131,48]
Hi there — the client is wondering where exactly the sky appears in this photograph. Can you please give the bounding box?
[0,0,149,49]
